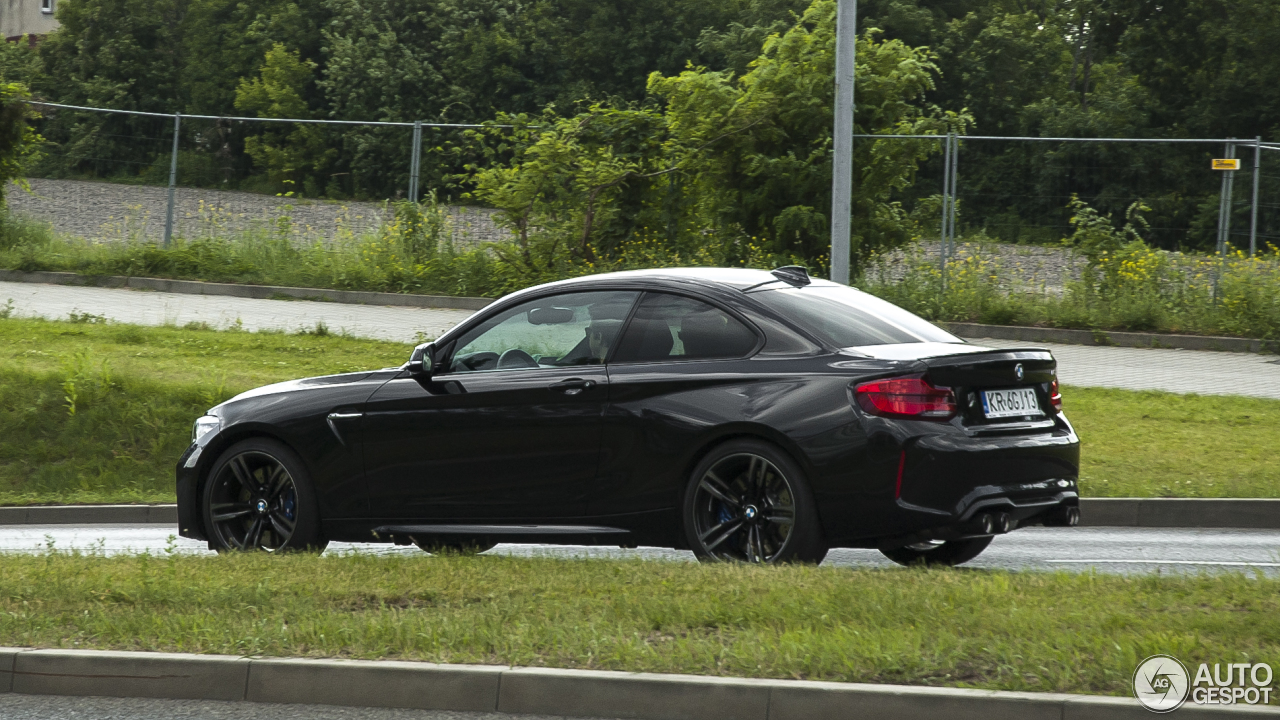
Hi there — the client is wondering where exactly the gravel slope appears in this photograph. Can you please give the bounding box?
[7,178,510,246]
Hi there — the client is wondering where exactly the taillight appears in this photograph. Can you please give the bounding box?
[1050,379,1063,413]
[854,375,957,420]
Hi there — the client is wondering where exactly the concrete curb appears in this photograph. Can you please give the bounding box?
[1077,498,1280,529]
[1,648,1274,718]
[0,269,493,311]
[2,500,1275,529]
[945,321,1279,354]
[0,504,178,525]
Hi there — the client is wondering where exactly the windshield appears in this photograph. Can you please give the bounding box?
[749,284,961,348]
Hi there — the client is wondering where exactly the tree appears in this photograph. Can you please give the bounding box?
[235,44,336,195]
[468,0,965,280]
[0,83,43,206]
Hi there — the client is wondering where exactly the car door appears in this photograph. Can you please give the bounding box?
[361,290,640,520]
[595,292,763,517]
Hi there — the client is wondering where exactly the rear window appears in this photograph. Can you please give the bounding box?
[612,293,758,363]
[749,285,960,348]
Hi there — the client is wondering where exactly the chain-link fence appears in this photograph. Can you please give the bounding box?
[10,101,1280,273]
[14,101,512,248]
[860,133,1280,296]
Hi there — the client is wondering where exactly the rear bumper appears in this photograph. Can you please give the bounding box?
[820,413,1080,546]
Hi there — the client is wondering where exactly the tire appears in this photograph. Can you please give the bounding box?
[682,438,827,564]
[880,536,992,567]
[202,438,328,553]
[411,538,497,555]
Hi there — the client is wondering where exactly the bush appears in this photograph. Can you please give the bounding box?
[0,81,40,206]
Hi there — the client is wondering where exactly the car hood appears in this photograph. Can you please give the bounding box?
[217,369,399,408]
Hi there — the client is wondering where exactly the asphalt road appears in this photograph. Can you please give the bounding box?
[3,524,1278,576]
[0,694,608,720]
[4,279,1280,397]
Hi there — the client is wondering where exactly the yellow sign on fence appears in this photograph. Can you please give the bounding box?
[1213,159,1241,171]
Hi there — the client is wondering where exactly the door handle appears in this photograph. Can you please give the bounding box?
[549,378,596,395]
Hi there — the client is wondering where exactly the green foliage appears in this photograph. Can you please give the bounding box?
[467,1,966,284]
[1070,387,1280,499]
[0,40,40,85]
[1064,195,1151,263]
[0,82,41,206]
[235,44,336,194]
[0,193,504,298]
[866,238,1280,339]
[0,316,409,505]
[2,552,1279,696]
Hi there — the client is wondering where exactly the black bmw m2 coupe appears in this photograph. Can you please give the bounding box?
[177,266,1080,565]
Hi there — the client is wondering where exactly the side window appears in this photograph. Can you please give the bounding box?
[449,291,638,373]
[612,293,758,364]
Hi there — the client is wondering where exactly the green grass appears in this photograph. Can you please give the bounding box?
[0,316,1277,504]
[1068,388,1280,498]
[0,316,409,505]
[2,552,1277,697]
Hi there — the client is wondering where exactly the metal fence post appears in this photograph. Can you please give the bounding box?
[948,134,960,260]
[828,0,856,285]
[408,120,423,203]
[1215,140,1237,301]
[939,133,954,295]
[1224,140,1237,252]
[1251,136,1261,257]
[163,113,181,247]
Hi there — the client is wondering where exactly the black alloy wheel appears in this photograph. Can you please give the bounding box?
[202,438,327,553]
[880,536,993,567]
[684,439,827,564]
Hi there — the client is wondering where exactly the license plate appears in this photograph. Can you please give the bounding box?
[981,387,1042,419]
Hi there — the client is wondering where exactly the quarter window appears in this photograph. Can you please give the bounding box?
[448,291,639,373]
[612,293,758,363]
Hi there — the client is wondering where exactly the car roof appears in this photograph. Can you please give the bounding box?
[532,267,841,292]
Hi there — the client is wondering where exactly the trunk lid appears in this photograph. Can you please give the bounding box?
[921,347,1058,427]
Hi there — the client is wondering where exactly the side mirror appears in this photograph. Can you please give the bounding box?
[407,342,435,378]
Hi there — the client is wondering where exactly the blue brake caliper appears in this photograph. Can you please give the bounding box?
[716,502,734,526]
[283,491,297,522]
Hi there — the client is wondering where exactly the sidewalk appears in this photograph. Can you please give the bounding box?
[0,280,475,343]
[4,279,1279,398]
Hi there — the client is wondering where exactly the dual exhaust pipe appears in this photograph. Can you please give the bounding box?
[880,504,1079,551]
[964,511,1013,536]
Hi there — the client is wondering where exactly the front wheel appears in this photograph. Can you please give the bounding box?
[880,536,992,567]
[202,438,328,553]
[683,439,827,564]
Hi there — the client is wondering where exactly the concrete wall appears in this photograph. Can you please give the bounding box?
[2,0,58,42]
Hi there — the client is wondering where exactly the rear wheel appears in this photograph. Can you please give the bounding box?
[880,536,992,567]
[683,439,827,564]
[202,438,327,553]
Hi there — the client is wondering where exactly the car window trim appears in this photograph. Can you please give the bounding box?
[606,289,765,366]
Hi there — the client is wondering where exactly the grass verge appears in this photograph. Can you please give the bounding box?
[0,316,1276,504]
[0,316,408,505]
[2,552,1277,698]
[1069,387,1280,498]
